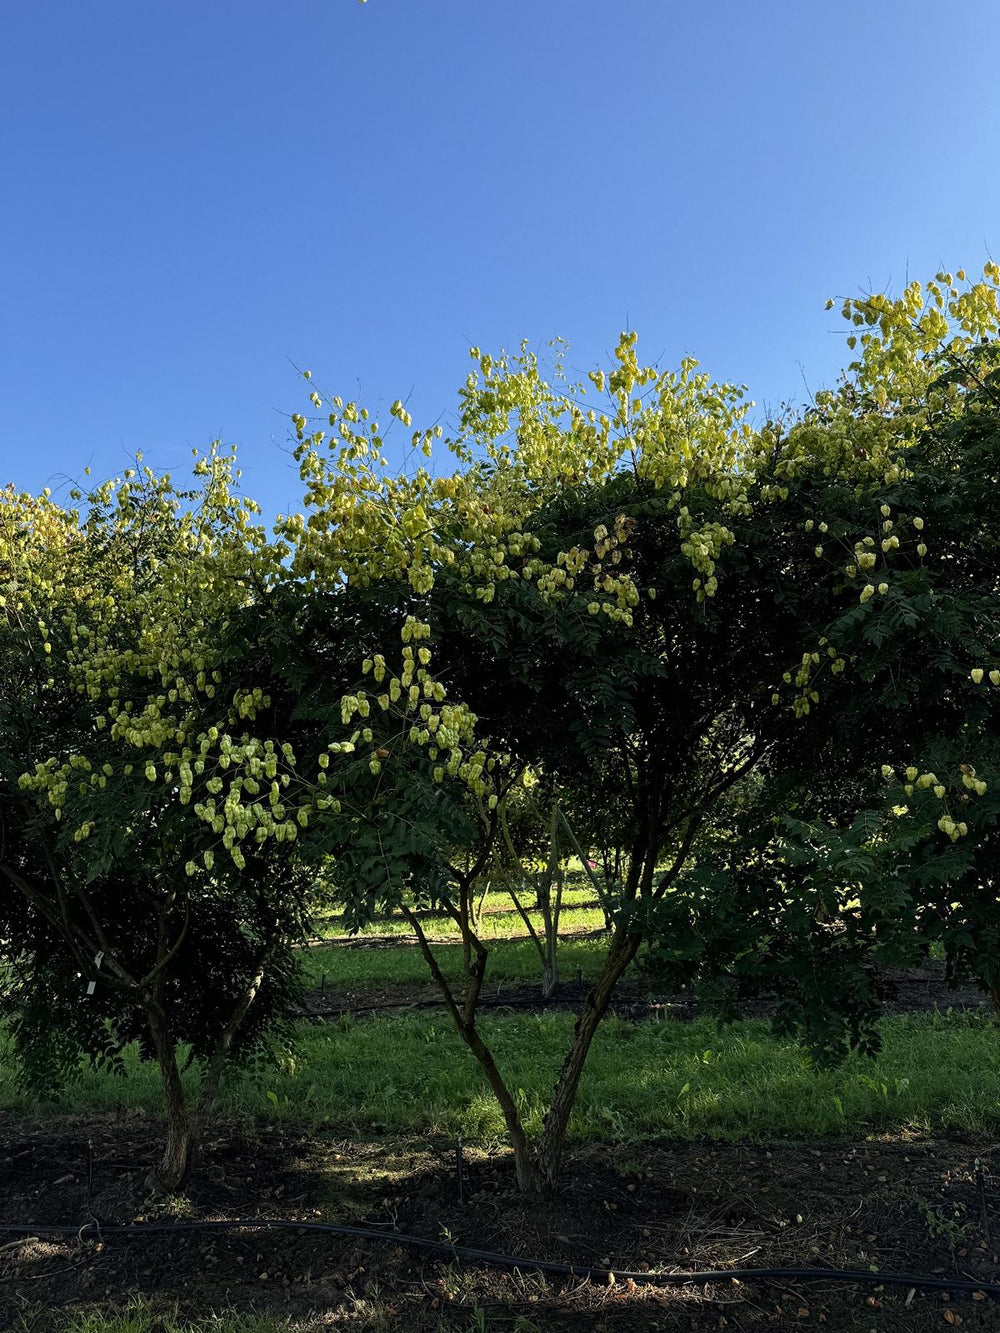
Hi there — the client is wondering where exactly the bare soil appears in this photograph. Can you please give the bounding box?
[301,956,995,1025]
[3,1113,1000,1331]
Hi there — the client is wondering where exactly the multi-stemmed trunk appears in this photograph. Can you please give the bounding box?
[412,817,662,1196]
[143,960,267,1193]
[512,924,644,1193]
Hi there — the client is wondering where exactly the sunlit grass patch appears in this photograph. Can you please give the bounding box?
[298,932,611,990]
[310,880,604,941]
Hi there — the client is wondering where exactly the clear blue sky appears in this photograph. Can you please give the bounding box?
[3,1,998,522]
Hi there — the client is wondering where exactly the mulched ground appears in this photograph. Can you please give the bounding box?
[3,1113,1000,1331]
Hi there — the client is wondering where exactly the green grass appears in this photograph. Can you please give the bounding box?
[299,873,613,990]
[11,1302,294,1333]
[314,900,608,942]
[5,1009,1000,1146]
[17,1300,480,1333]
[299,932,611,990]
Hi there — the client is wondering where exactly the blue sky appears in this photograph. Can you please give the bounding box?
[3,1,998,523]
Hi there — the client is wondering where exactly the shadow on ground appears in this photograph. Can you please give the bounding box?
[2,1112,1000,1330]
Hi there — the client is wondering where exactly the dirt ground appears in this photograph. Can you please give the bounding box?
[301,954,995,1025]
[2,1114,1000,1331]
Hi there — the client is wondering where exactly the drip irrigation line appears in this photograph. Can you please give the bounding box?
[0,1217,997,1298]
[298,993,602,1021]
[298,991,689,1022]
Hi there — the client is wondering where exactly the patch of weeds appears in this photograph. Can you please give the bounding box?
[914,1195,972,1250]
[22,1299,294,1333]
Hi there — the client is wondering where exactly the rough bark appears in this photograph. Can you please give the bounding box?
[540,961,557,1001]
[143,959,267,1193]
[460,1019,542,1194]
[144,999,196,1193]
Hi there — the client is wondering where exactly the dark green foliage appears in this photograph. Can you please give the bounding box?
[642,362,1000,1057]
[0,890,306,1095]
[639,808,901,1065]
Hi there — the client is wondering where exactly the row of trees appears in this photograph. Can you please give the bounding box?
[2,267,1000,1194]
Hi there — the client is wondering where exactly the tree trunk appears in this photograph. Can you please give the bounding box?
[407,830,657,1197]
[144,960,266,1193]
[459,1020,542,1194]
[158,1094,195,1194]
[537,799,561,998]
[471,877,491,931]
[528,924,644,1192]
[144,1000,196,1193]
[525,814,696,1192]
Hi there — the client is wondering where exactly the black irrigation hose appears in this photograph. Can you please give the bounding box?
[0,1218,998,1298]
[298,994,598,1021]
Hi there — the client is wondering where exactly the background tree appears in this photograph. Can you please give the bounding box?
[1,458,312,1190]
[641,282,1000,1058]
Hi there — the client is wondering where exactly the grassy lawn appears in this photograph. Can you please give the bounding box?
[310,878,605,936]
[298,931,610,990]
[312,900,608,942]
[299,877,613,992]
[4,1009,1000,1145]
